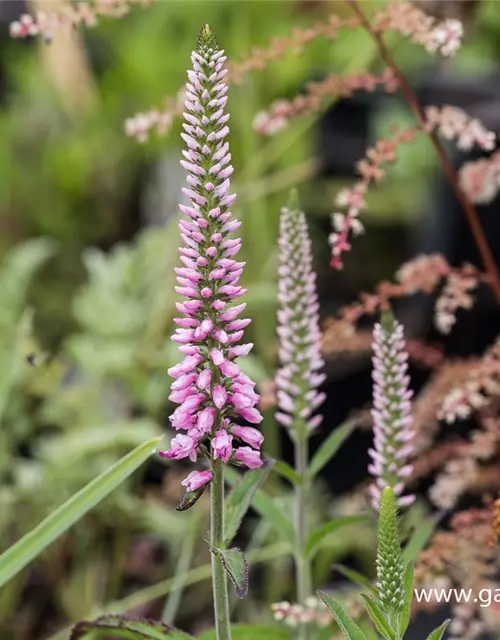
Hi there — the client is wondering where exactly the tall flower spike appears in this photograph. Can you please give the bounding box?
[275,194,326,437]
[368,311,415,510]
[160,24,264,490]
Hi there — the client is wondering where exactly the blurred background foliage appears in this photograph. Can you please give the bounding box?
[0,0,500,637]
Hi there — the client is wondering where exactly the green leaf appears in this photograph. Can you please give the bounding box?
[225,467,295,544]
[272,460,301,485]
[199,625,293,640]
[212,547,249,599]
[361,595,397,640]
[426,619,451,640]
[333,564,377,595]
[306,516,370,558]
[399,562,414,635]
[403,515,439,564]
[0,437,161,589]
[70,615,192,639]
[224,460,272,544]
[317,591,369,640]
[308,421,354,478]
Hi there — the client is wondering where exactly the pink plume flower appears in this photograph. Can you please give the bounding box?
[275,200,325,436]
[159,26,264,489]
[181,470,214,492]
[368,312,415,511]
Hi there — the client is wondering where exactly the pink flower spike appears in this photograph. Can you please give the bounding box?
[181,470,213,492]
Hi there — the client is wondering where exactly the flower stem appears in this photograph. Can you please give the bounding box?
[210,459,232,640]
[294,434,312,640]
[348,0,500,303]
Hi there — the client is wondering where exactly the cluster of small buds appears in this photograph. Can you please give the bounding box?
[439,338,500,423]
[424,105,496,152]
[435,272,478,334]
[374,2,463,57]
[459,152,500,205]
[271,597,333,628]
[159,26,264,493]
[10,0,150,41]
[329,128,417,269]
[275,201,325,435]
[253,69,398,137]
[429,457,478,509]
[368,313,415,510]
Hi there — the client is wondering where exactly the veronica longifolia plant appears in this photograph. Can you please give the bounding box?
[159,25,264,640]
[368,311,415,511]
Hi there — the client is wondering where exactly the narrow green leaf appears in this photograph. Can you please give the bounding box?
[399,562,414,635]
[70,615,192,639]
[199,625,293,640]
[0,437,161,589]
[317,591,369,640]
[224,460,272,544]
[403,515,439,564]
[272,460,301,485]
[306,516,370,558]
[361,595,397,640]
[426,619,450,640]
[225,467,295,544]
[333,564,377,595]
[212,547,249,599]
[308,421,354,477]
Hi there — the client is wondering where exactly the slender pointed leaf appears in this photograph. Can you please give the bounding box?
[272,460,301,485]
[403,515,439,564]
[0,437,161,588]
[426,620,450,640]
[317,591,369,640]
[225,467,295,544]
[399,562,414,635]
[308,421,354,477]
[333,564,377,595]
[361,595,397,640]
[224,460,272,544]
[70,615,192,639]
[306,516,370,558]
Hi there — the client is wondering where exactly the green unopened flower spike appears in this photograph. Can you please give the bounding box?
[377,486,405,615]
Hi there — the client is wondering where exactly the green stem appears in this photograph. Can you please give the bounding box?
[294,434,312,640]
[211,460,232,640]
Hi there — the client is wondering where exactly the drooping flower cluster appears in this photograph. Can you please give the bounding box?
[275,202,325,436]
[253,69,398,137]
[329,127,417,269]
[159,26,263,492]
[10,0,151,41]
[459,151,500,205]
[424,105,496,152]
[374,2,463,57]
[368,312,415,510]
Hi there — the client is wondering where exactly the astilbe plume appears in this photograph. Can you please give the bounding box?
[159,25,264,493]
[275,201,325,435]
[368,312,415,510]
[10,0,151,41]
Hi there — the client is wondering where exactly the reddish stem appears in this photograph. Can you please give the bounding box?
[348,0,500,303]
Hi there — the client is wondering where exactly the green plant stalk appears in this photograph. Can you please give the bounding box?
[211,460,232,640]
[162,508,205,624]
[295,434,312,640]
